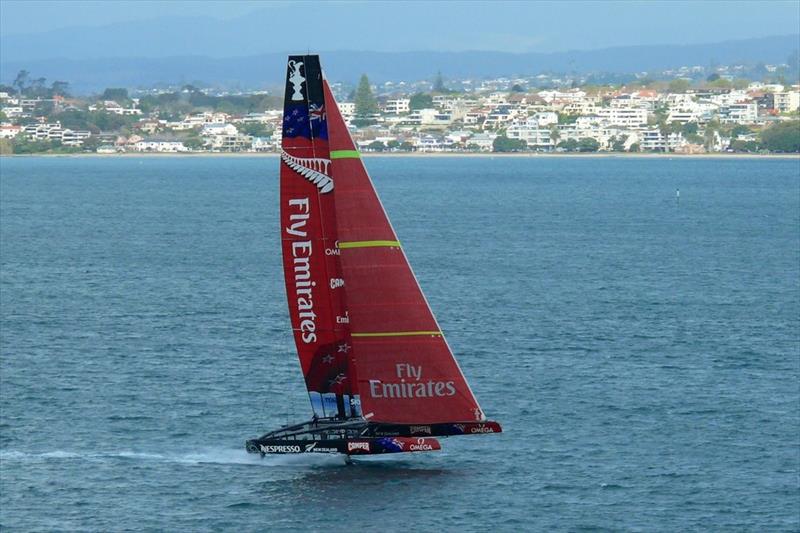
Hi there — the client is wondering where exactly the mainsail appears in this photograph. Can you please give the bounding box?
[280,56,359,420]
[280,54,486,426]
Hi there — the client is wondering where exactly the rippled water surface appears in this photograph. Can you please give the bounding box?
[1,156,799,531]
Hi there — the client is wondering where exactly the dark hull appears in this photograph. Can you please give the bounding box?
[245,418,501,456]
[246,436,440,456]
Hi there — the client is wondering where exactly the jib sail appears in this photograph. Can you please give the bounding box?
[320,78,486,425]
[280,55,360,420]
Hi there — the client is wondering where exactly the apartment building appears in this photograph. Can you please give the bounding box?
[773,91,800,113]
[384,98,410,114]
[639,129,687,151]
[719,101,758,124]
[596,107,648,127]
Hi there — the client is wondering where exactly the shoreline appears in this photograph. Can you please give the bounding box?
[1,152,798,160]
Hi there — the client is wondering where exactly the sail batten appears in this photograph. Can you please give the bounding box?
[339,240,401,249]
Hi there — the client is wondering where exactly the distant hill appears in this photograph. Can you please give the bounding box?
[1,35,797,94]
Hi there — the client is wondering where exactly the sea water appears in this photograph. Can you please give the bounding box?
[1,156,798,531]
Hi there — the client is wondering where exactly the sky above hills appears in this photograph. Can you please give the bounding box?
[1,0,799,61]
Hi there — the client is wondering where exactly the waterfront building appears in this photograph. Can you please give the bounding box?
[133,139,189,152]
[639,129,687,151]
[773,91,800,113]
[719,101,759,124]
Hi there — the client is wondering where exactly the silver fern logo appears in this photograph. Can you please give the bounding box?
[281,151,334,193]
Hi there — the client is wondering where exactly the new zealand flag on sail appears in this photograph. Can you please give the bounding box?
[283,103,328,140]
[283,55,328,140]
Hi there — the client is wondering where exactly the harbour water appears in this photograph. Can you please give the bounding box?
[1,156,798,530]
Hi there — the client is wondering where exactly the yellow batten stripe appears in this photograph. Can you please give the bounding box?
[338,240,401,249]
[351,331,442,338]
[330,150,361,159]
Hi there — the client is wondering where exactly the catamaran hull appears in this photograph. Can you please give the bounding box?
[246,437,441,456]
[369,421,502,437]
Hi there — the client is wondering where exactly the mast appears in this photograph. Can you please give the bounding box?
[279,55,360,420]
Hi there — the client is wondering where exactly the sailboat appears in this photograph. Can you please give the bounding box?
[245,55,501,457]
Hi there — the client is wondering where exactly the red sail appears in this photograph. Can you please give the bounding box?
[322,79,486,424]
[279,56,359,420]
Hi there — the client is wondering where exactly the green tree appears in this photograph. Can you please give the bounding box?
[706,73,721,82]
[53,109,92,132]
[399,141,414,151]
[557,138,578,152]
[367,140,385,151]
[708,78,733,89]
[577,137,600,152]
[240,122,271,137]
[549,125,561,145]
[730,125,751,138]
[729,139,760,152]
[12,137,52,154]
[13,70,29,95]
[0,138,12,155]
[183,135,206,151]
[493,135,526,152]
[686,133,704,144]
[511,84,525,93]
[610,134,628,151]
[50,80,70,97]
[34,100,55,116]
[386,139,400,150]
[557,113,578,124]
[668,79,690,93]
[101,88,129,102]
[81,136,103,152]
[629,142,641,152]
[433,71,446,92]
[681,122,699,135]
[28,77,48,97]
[760,121,800,152]
[409,92,433,110]
[354,74,378,119]
[88,111,136,132]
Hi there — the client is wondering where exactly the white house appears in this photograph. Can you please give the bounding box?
[133,140,189,152]
[0,124,22,139]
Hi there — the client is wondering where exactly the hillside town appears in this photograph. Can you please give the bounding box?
[1,69,799,155]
